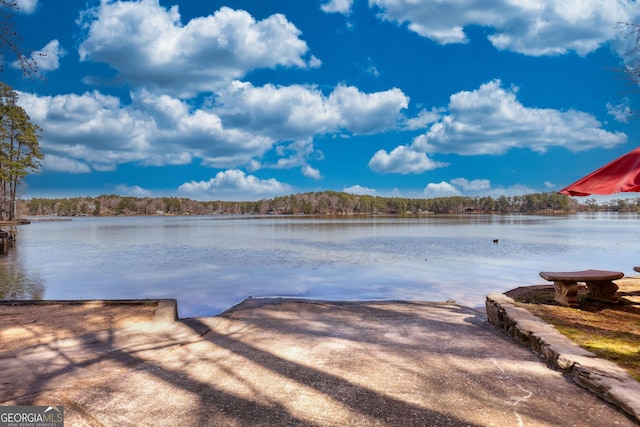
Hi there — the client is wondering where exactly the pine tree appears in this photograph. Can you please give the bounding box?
[0,83,42,220]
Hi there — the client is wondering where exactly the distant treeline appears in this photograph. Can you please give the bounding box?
[16,191,640,217]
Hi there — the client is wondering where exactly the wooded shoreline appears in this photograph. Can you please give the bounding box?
[16,191,640,217]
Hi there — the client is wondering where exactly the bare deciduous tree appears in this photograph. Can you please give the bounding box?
[617,22,640,88]
[0,1,38,76]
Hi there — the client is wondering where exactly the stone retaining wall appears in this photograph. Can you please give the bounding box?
[486,293,640,422]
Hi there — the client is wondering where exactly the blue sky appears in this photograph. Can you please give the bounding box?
[4,0,640,200]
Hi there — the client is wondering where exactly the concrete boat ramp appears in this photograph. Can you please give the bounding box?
[1,298,637,426]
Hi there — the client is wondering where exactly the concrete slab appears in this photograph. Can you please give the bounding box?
[1,298,636,426]
[486,292,640,422]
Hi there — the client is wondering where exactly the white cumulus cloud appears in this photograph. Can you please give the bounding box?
[343,185,376,195]
[369,0,639,56]
[115,184,152,197]
[450,178,491,191]
[78,3,318,97]
[17,90,274,172]
[328,85,409,134]
[321,0,353,14]
[18,90,154,172]
[404,108,442,130]
[41,155,91,174]
[16,0,38,14]
[606,100,633,123]
[423,181,460,197]
[370,80,626,175]
[301,165,322,179]
[25,39,66,72]
[413,80,626,155]
[178,169,290,200]
[368,145,448,174]
[17,78,410,175]
[215,81,409,139]
[422,178,492,197]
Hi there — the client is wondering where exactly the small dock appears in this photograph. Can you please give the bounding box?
[0,221,19,254]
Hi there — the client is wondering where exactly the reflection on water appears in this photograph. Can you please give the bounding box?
[2,213,639,317]
[0,252,44,299]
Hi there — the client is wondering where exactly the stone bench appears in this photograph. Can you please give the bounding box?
[539,269,624,308]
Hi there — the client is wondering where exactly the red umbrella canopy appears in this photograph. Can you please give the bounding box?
[559,147,640,196]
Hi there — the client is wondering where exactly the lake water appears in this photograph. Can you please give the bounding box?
[1,213,639,318]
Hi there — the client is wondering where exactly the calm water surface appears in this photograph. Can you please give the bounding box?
[1,213,639,317]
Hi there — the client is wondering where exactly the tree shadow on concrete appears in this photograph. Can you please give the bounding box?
[2,300,635,426]
[183,315,483,426]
